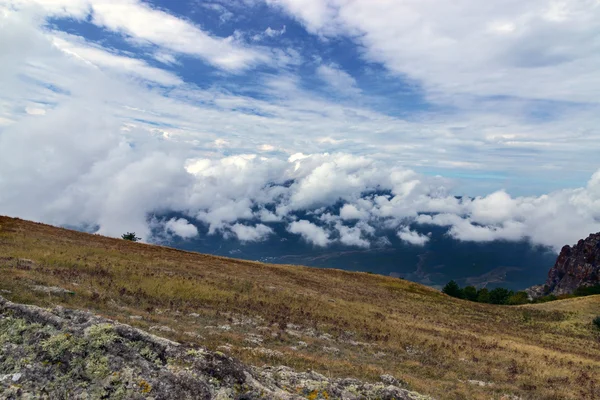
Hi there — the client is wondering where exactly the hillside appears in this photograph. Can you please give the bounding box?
[1,216,599,399]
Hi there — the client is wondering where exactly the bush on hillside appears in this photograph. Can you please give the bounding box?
[574,284,600,297]
[507,291,530,305]
[593,316,600,330]
[121,232,141,242]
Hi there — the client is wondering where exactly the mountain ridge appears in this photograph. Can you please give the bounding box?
[545,232,600,295]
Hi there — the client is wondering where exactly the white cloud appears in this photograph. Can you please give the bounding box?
[201,3,234,24]
[268,0,600,103]
[230,223,274,242]
[397,226,430,246]
[316,63,360,96]
[7,0,272,71]
[25,106,45,115]
[288,220,330,246]
[265,25,286,37]
[339,203,368,220]
[469,190,518,225]
[335,223,369,248]
[165,218,199,239]
[50,33,183,85]
[253,25,286,41]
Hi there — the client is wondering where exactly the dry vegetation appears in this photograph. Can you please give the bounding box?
[1,216,599,400]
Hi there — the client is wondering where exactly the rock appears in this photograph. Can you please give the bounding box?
[245,333,264,345]
[31,285,75,296]
[322,346,340,354]
[183,331,204,339]
[380,374,401,386]
[0,295,433,399]
[149,325,175,333]
[524,285,545,301]
[545,232,600,295]
[255,366,430,400]
[467,379,493,387]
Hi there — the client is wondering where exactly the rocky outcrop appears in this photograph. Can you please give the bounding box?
[545,232,600,295]
[0,296,431,400]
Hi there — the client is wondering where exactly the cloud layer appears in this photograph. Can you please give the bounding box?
[1,1,599,254]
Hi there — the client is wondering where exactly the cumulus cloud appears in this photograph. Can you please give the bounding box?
[288,220,330,246]
[339,204,369,220]
[165,218,199,239]
[397,227,430,246]
[230,223,274,242]
[335,223,370,248]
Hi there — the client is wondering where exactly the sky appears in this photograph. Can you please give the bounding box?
[1,0,600,251]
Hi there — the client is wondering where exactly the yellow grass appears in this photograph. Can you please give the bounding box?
[1,216,599,399]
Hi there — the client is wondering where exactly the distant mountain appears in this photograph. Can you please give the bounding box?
[155,212,557,291]
[545,232,600,294]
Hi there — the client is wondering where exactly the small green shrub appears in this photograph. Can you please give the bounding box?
[122,232,141,242]
[593,316,600,330]
[574,285,600,297]
[507,291,530,305]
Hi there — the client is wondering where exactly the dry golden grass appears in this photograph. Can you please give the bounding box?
[1,215,599,399]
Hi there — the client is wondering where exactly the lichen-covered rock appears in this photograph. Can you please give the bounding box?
[253,366,429,400]
[0,296,432,400]
[545,232,600,295]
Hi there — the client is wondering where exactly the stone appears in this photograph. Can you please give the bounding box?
[545,232,600,295]
[0,295,433,400]
[381,374,400,386]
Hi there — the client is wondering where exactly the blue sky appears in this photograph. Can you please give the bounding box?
[1,0,600,247]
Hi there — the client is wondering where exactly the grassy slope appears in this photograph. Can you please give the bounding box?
[0,216,599,400]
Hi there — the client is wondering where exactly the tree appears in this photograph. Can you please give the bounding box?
[121,232,141,242]
[489,287,513,305]
[442,280,463,298]
[476,288,490,303]
[463,285,478,302]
